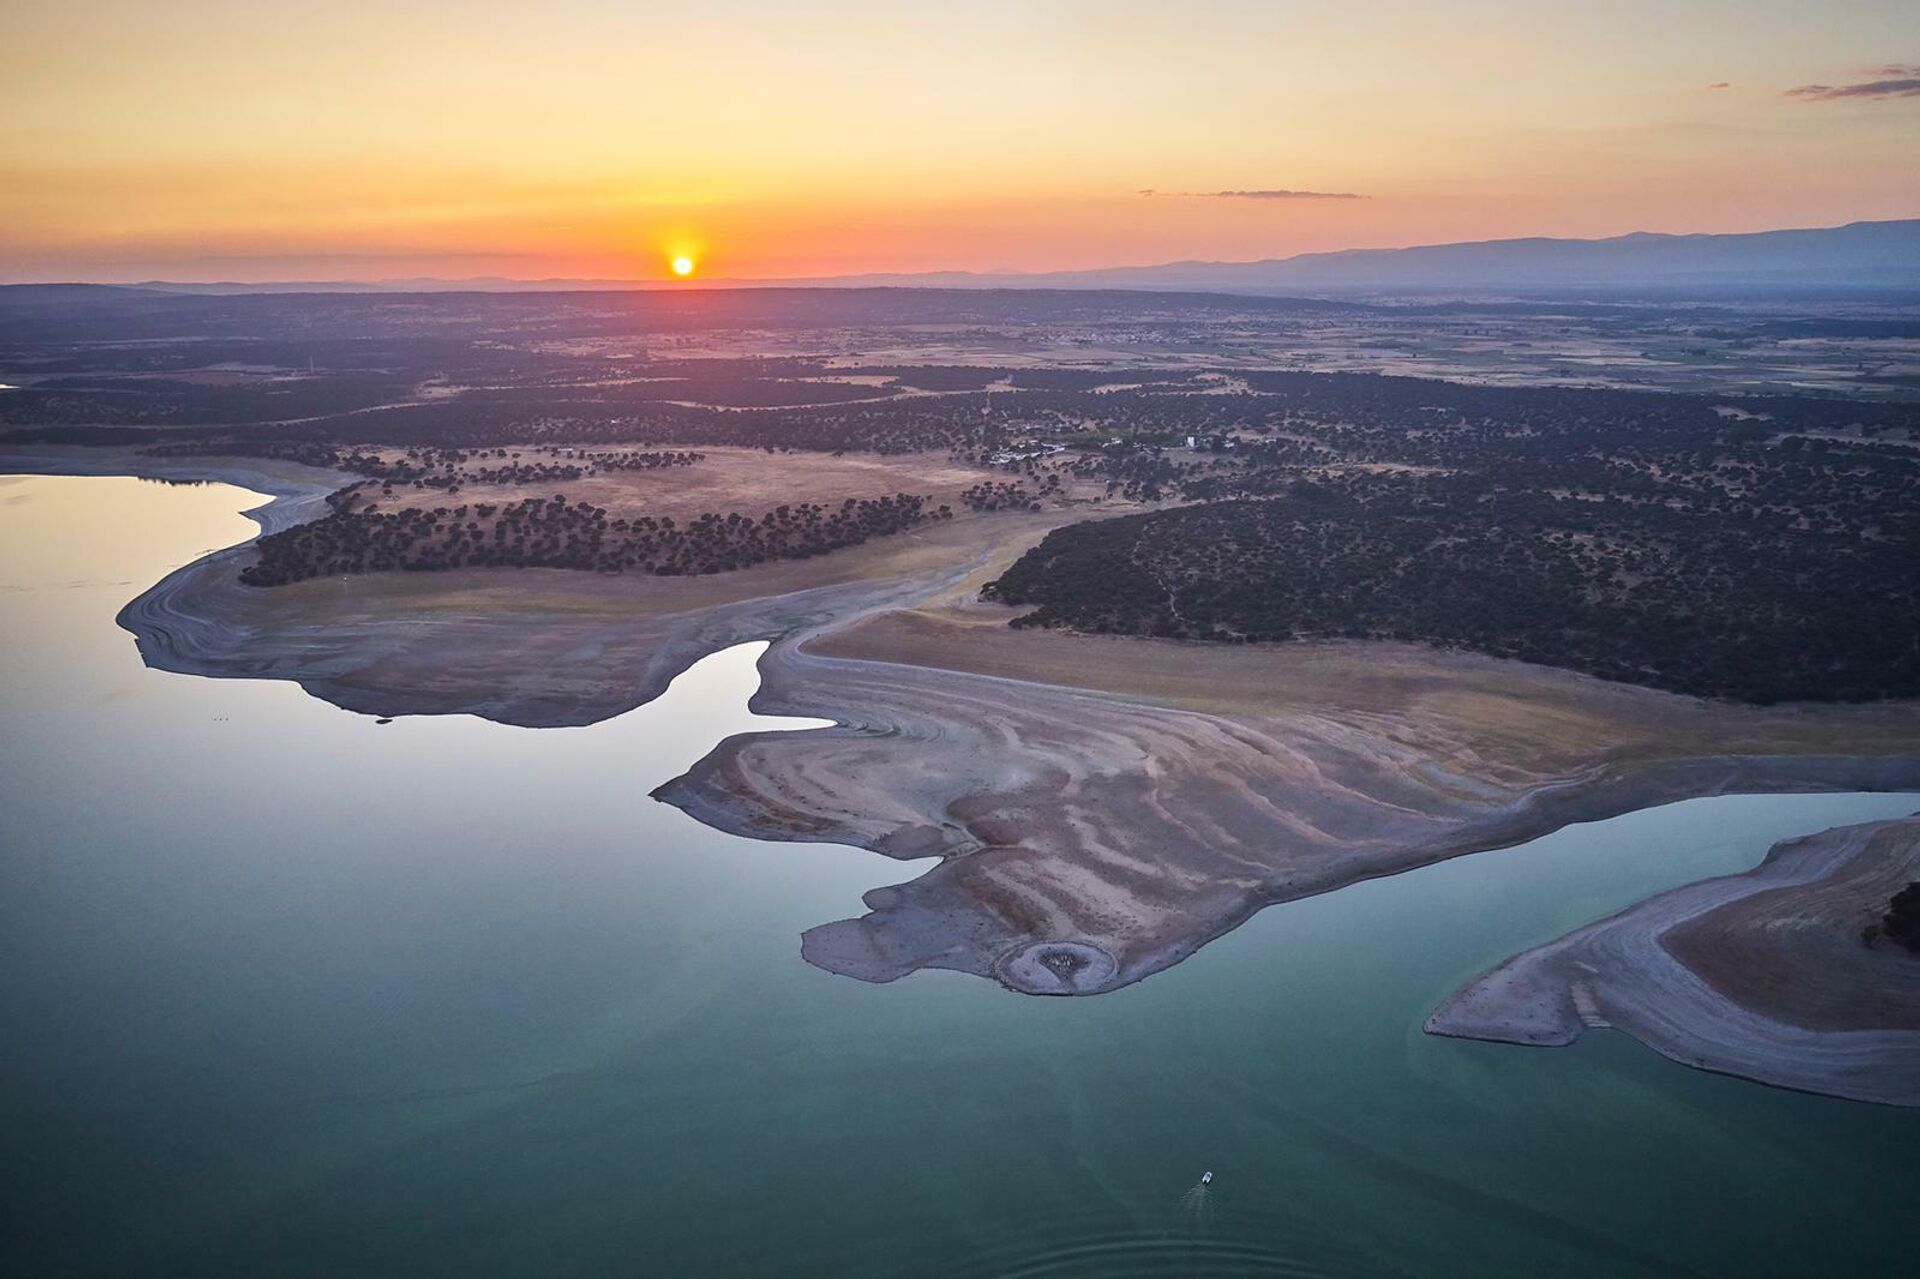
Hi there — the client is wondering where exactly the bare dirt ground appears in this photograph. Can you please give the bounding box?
[1666,821,1920,1033]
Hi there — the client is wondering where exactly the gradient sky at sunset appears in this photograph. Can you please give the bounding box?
[4,0,1917,282]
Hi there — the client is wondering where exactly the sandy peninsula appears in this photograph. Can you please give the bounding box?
[1427,816,1920,1106]
[665,595,1920,997]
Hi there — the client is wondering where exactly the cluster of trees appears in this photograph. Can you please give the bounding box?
[143,440,704,490]
[141,438,347,468]
[1056,447,1196,501]
[0,371,418,426]
[983,470,1919,704]
[960,480,1041,511]
[863,366,1003,391]
[1865,883,1920,952]
[1002,369,1196,392]
[577,448,708,473]
[337,446,704,489]
[404,455,573,488]
[240,491,945,585]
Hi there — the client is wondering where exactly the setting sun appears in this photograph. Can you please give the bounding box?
[671,255,695,277]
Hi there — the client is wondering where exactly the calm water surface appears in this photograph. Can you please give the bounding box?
[2,474,1916,1278]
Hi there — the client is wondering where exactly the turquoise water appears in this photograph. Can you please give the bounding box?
[1,473,1915,1278]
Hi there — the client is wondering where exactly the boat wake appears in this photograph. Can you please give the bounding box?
[1178,1174,1213,1233]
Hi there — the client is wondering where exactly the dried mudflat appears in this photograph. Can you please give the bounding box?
[683,599,1920,1001]
[8,445,1920,1101]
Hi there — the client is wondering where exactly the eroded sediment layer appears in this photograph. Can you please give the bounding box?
[1427,817,1920,1106]
[660,613,1920,996]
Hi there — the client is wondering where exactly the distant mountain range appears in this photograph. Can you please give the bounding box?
[991,218,1920,295]
[59,217,1920,298]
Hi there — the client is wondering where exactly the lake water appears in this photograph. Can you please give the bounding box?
[2,473,1915,1278]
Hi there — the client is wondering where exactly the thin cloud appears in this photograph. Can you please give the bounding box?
[1143,188,1366,201]
[1785,64,1920,100]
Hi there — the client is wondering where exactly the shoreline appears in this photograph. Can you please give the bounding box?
[7,447,1920,1108]
[1426,816,1920,1107]
[2,446,1065,727]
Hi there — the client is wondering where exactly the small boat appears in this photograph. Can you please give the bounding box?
[1200,1171,1213,1185]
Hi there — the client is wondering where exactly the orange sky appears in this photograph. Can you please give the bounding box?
[3,1,1917,282]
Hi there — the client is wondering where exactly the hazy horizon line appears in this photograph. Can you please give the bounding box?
[6,213,1916,291]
